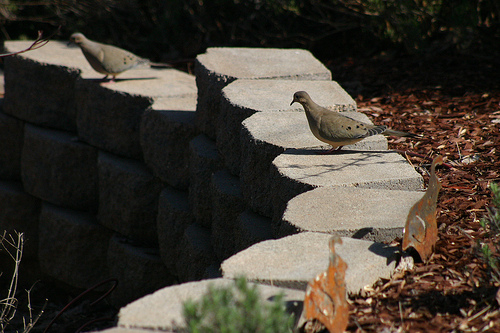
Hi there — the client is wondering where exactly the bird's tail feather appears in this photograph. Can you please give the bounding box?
[384,128,421,138]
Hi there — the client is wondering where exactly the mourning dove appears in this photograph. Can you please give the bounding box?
[290,91,420,153]
[69,32,169,81]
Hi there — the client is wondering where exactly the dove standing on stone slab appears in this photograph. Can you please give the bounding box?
[290,91,420,153]
[69,33,170,82]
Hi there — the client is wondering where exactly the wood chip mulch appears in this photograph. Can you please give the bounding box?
[327,52,500,332]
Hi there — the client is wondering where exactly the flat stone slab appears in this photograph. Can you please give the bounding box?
[39,203,111,289]
[270,149,423,220]
[0,180,40,258]
[118,278,305,331]
[140,95,198,189]
[189,134,223,227]
[5,41,197,158]
[197,47,331,80]
[5,41,196,93]
[157,187,194,275]
[221,233,398,294]
[0,111,24,180]
[21,124,98,211]
[107,234,175,308]
[98,151,162,246]
[219,79,360,175]
[279,186,424,242]
[195,47,332,139]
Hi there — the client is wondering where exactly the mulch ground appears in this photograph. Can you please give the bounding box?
[326,51,500,332]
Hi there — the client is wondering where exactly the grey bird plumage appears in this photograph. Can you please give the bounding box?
[69,32,154,81]
[290,91,420,152]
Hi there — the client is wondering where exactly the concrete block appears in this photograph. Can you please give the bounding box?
[210,169,246,260]
[176,223,218,283]
[0,180,40,258]
[118,278,305,331]
[76,80,153,160]
[98,152,162,246]
[234,210,274,254]
[195,47,331,139]
[38,203,111,289]
[157,187,194,274]
[21,124,98,211]
[240,111,386,217]
[222,232,399,294]
[188,135,223,227]
[140,96,198,189]
[219,79,358,175]
[3,52,80,132]
[270,150,424,221]
[280,186,424,242]
[0,111,24,180]
[107,234,174,308]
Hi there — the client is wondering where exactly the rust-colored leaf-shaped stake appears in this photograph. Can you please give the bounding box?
[302,236,349,333]
[402,155,444,262]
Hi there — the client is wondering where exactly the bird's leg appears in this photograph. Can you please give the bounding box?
[318,146,343,155]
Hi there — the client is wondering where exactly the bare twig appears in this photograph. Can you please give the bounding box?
[0,26,60,58]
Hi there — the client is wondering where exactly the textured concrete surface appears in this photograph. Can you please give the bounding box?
[270,149,424,221]
[240,110,387,217]
[157,186,194,274]
[0,180,40,258]
[118,278,305,331]
[107,234,174,308]
[210,169,246,260]
[140,96,198,189]
[0,111,24,180]
[176,223,218,282]
[3,50,80,132]
[222,232,399,293]
[234,209,274,253]
[280,186,424,242]
[188,134,223,227]
[21,124,98,211]
[38,203,110,288]
[98,151,162,246]
[195,47,332,139]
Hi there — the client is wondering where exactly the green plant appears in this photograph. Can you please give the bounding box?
[183,277,295,333]
[479,182,500,284]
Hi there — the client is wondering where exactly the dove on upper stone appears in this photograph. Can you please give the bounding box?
[69,32,167,82]
[290,91,420,153]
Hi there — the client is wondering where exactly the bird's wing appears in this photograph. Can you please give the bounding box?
[317,113,383,142]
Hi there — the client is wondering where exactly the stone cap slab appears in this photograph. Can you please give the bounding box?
[279,186,424,242]
[196,47,331,80]
[243,111,387,151]
[273,149,423,190]
[223,79,356,113]
[221,233,398,294]
[5,41,196,98]
[118,278,305,331]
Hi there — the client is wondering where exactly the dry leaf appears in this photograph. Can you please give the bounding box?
[402,155,444,262]
[302,236,349,333]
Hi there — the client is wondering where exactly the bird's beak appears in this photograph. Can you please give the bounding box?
[67,40,73,46]
[290,100,295,106]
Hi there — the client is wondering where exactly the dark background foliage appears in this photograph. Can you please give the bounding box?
[1,0,499,62]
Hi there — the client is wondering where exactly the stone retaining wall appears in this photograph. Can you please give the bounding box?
[0,41,423,309]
